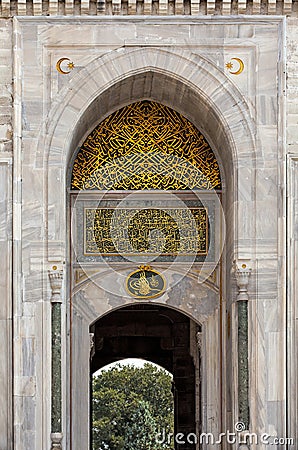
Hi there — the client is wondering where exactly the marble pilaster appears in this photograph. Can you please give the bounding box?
[235,262,251,431]
[48,270,63,450]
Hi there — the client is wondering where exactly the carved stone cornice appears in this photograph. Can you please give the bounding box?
[1,0,296,17]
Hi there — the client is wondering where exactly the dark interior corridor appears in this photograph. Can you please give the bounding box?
[90,304,201,449]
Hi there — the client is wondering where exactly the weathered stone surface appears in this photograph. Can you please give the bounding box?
[0,13,296,450]
[0,0,298,16]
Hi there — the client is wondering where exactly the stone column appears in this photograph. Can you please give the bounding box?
[49,269,64,450]
[235,263,251,430]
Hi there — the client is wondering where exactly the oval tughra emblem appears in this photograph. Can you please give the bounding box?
[126,265,166,299]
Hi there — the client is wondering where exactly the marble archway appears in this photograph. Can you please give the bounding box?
[43,46,255,450]
[68,98,224,449]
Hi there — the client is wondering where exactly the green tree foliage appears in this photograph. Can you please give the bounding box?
[124,400,159,450]
[92,363,174,450]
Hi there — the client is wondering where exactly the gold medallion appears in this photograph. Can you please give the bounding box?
[126,265,166,299]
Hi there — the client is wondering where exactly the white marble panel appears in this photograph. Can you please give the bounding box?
[5,15,290,450]
[71,310,90,449]
[285,154,298,446]
[265,332,285,402]
[0,319,12,450]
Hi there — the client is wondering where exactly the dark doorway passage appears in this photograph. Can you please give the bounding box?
[90,304,201,449]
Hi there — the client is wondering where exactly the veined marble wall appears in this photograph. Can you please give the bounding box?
[0,17,12,450]
[0,13,296,450]
[286,19,298,448]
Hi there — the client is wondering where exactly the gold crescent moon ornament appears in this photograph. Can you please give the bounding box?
[225,57,244,75]
[56,57,75,75]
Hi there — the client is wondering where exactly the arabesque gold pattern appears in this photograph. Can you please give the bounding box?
[71,101,221,190]
[84,208,208,255]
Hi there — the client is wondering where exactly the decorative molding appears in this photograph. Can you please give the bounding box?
[50,432,63,450]
[49,270,63,303]
[0,0,295,16]
[234,262,252,302]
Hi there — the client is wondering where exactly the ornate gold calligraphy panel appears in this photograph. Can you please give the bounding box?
[84,208,208,256]
[71,101,221,190]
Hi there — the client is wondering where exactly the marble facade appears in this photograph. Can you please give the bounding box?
[0,9,297,450]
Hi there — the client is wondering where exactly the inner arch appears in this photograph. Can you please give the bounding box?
[90,304,200,450]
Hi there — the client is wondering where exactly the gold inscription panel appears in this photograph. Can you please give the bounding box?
[71,101,221,191]
[84,208,208,256]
